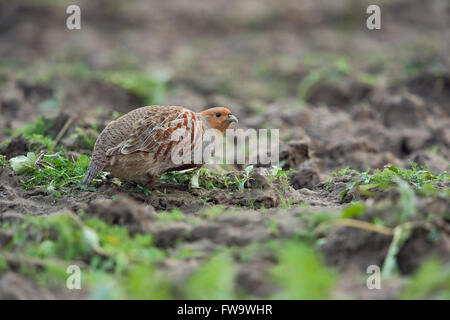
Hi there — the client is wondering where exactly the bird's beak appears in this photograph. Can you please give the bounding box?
[228,114,238,123]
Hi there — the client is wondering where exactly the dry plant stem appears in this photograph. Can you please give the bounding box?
[54,117,75,145]
[315,219,394,236]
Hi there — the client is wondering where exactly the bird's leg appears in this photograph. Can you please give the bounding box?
[189,167,202,189]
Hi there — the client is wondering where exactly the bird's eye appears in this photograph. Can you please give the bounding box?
[215,113,221,117]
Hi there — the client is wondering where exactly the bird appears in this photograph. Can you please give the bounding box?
[81,105,238,187]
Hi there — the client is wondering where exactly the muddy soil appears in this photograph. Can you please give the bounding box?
[0,0,449,299]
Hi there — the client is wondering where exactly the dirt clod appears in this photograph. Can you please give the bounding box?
[0,273,55,300]
[289,159,320,190]
[87,196,156,235]
[0,134,29,159]
[280,139,311,170]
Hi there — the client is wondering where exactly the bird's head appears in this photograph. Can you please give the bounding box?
[201,107,238,134]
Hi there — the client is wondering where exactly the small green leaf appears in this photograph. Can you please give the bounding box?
[77,155,90,171]
[386,165,399,174]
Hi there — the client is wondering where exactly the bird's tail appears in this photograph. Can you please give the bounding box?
[81,160,105,185]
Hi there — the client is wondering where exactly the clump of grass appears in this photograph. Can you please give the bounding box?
[35,62,170,105]
[340,202,365,219]
[157,208,185,223]
[160,165,291,191]
[9,152,91,195]
[161,167,242,190]
[71,127,96,150]
[270,166,293,179]
[8,151,291,196]
[340,164,449,199]
[183,253,236,299]
[271,241,336,299]
[156,208,205,226]
[326,164,448,278]
[298,57,379,101]
[201,205,226,218]
[0,213,169,298]
[401,258,450,300]
[332,166,360,177]
[160,168,240,190]
[159,169,194,185]
[28,134,57,151]
[14,116,57,152]
[115,264,173,299]
[100,70,168,105]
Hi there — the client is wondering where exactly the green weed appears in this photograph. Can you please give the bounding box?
[9,152,90,195]
[160,166,290,191]
[0,154,7,167]
[332,166,360,177]
[72,127,96,150]
[17,116,52,137]
[271,242,336,299]
[13,116,57,152]
[157,208,185,223]
[35,62,169,105]
[401,258,450,299]
[101,70,168,105]
[340,164,448,200]
[340,202,365,219]
[0,213,169,298]
[183,253,236,299]
[298,57,379,102]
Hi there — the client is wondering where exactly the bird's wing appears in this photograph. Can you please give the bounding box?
[105,107,193,159]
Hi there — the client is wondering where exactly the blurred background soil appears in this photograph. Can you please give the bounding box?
[0,0,448,299]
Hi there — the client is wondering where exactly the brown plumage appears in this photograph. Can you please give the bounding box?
[81,105,238,186]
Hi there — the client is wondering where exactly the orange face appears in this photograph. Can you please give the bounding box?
[201,107,238,134]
